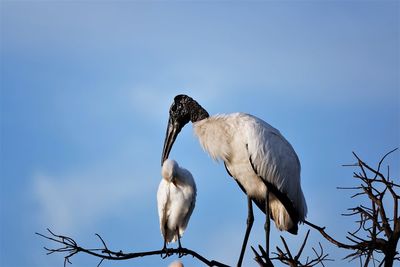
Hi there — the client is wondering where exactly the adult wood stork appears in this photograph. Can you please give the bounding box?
[157,158,197,256]
[161,95,307,266]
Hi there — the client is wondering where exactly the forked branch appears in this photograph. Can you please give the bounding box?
[252,230,332,267]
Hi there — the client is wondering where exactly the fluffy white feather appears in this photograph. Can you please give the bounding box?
[194,113,307,232]
[157,159,197,244]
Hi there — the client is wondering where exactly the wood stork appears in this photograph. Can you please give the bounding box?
[161,94,307,266]
[157,158,197,256]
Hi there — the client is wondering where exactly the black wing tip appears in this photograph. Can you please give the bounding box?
[288,224,299,235]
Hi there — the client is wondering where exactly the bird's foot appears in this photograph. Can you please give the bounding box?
[176,241,185,258]
[161,246,172,259]
[177,246,186,258]
[176,231,186,258]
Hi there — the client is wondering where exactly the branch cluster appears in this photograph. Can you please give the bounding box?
[252,230,332,267]
[306,149,399,266]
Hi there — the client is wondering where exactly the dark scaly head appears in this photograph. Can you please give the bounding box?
[161,94,209,165]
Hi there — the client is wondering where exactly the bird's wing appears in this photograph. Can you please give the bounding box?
[245,116,303,221]
[247,125,300,189]
[177,168,197,235]
[157,180,170,237]
[186,174,196,221]
[179,191,196,237]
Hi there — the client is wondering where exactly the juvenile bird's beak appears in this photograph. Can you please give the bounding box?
[161,117,181,165]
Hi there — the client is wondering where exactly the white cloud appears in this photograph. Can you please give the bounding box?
[33,166,154,233]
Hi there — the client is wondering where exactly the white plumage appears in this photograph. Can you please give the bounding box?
[161,94,307,265]
[194,113,307,232]
[157,159,197,247]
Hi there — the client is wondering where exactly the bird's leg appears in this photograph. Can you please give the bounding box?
[161,239,170,259]
[237,196,254,267]
[265,190,270,255]
[176,227,184,258]
[264,189,273,266]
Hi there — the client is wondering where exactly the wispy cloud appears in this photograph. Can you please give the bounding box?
[33,165,155,233]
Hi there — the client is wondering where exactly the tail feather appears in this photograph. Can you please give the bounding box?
[252,195,299,235]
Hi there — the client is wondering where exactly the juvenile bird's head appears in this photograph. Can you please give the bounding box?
[161,95,209,165]
[161,159,178,183]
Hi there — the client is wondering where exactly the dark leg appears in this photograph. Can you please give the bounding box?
[161,239,169,259]
[237,197,254,267]
[176,227,184,258]
[265,190,270,255]
[264,190,273,265]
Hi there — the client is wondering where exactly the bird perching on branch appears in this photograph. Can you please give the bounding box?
[157,159,197,256]
[161,94,307,266]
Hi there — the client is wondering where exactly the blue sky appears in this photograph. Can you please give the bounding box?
[1,1,399,267]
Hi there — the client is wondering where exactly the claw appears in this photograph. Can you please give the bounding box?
[161,241,171,259]
[161,248,172,259]
[177,246,184,258]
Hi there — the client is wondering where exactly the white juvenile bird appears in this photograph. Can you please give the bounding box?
[161,94,307,266]
[157,159,197,255]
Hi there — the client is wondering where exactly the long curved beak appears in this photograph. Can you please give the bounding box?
[161,117,180,165]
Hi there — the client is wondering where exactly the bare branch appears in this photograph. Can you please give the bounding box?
[264,230,332,267]
[304,220,359,250]
[294,230,310,261]
[309,149,399,266]
[252,246,272,267]
[36,229,229,267]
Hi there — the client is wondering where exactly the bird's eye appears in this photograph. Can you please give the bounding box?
[171,104,177,112]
